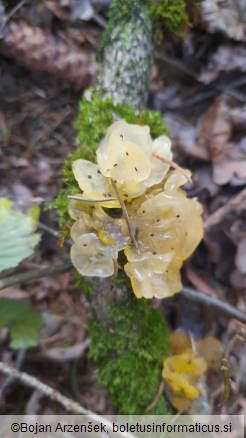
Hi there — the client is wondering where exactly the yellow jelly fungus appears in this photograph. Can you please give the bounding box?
[68,120,204,299]
[162,350,207,400]
[98,229,116,245]
[72,160,120,208]
[170,332,193,355]
[69,200,129,277]
[124,171,203,298]
[196,336,223,369]
[72,120,173,202]
[97,120,172,197]
[170,332,223,369]
[164,369,202,400]
[162,334,223,412]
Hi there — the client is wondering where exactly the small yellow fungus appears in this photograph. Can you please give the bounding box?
[163,332,222,412]
[162,350,207,407]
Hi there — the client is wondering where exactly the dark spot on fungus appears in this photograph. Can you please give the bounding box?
[88,175,92,179]
[83,244,87,247]
[152,251,157,255]
[126,152,129,156]
[97,169,101,174]
[124,194,129,198]
[156,219,160,222]
[113,163,117,167]
[142,210,145,214]
[150,233,154,237]
[135,227,140,240]
[120,134,123,140]
[135,167,138,172]
[176,214,180,218]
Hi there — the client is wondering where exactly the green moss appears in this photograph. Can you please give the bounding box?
[73,271,93,296]
[104,0,147,26]
[52,89,169,228]
[89,295,169,414]
[150,0,189,35]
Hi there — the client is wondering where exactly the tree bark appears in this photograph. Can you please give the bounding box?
[98,4,154,109]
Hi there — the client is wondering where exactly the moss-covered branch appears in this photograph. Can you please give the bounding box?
[53,0,191,415]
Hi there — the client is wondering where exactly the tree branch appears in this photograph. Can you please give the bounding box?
[0,261,73,290]
[38,222,60,238]
[182,287,246,324]
[204,188,246,230]
[0,361,135,438]
[98,3,153,109]
[0,362,95,416]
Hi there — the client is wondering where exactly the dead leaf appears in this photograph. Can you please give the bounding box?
[0,287,28,300]
[197,99,246,185]
[164,113,209,160]
[199,45,246,84]
[201,0,246,41]
[212,143,246,185]
[197,98,231,155]
[41,339,90,361]
[45,0,71,21]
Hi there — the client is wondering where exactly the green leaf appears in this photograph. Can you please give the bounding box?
[0,298,43,349]
[0,198,40,272]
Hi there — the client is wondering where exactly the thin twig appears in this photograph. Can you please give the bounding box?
[0,362,95,415]
[38,222,60,238]
[0,362,134,438]
[146,379,165,412]
[0,0,28,35]
[219,333,243,407]
[204,188,246,230]
[152,153,192,183]
[67,195,117,203]
[0,261,73,290]
[110,178,139,252]
[182,287,246,324]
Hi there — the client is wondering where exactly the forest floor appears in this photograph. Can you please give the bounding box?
[0,0,245,418]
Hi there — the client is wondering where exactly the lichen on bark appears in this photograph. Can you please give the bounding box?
[98,2,154,109]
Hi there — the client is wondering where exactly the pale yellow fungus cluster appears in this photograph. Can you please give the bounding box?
[162,332,222,411]
[162,350,207,411]
[68,120,203,299]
